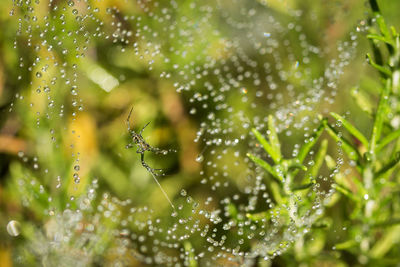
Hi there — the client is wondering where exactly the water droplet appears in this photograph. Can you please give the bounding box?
[196,154,204,163]
[180,189,187,197]
[7,220,21,237]
[189,108,197,114]
[56,176,61,188]
[73,173,80,184]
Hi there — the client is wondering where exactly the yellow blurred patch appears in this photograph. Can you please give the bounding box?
[0,247,12,267]
[65,112,98,195]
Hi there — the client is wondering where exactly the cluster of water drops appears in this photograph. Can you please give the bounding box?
[8,0,359,265]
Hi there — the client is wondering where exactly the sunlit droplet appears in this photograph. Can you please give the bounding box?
[7,220,21,237]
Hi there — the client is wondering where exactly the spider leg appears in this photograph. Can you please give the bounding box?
[126,107,134,132]
[149,147,163,154]
[150,147,176,155]
[139,121,150,135]
[126,143,134,149]
[140,153,164,175]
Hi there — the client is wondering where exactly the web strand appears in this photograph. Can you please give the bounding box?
[149,171,175,210]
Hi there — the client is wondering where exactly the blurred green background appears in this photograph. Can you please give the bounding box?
[1,0,400,266]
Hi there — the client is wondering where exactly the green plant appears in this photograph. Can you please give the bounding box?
[248,0,400,264]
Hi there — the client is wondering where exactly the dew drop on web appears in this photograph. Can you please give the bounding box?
[7,220,21,237]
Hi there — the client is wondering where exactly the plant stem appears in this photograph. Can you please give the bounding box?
[368,0,380,13]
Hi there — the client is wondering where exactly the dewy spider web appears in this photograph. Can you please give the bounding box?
[7,0,359,265]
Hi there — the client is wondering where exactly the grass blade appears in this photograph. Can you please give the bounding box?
[252,128,280,164]
[330,112,369,148]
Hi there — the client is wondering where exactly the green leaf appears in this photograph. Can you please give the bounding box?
[325,155,336,169]
[367,34,393,46]
[287,159,307,172]
[390,26,398,37]
[333,183,359,202]
[376,151,400,177]
[308,139,328,178]
[377,129,400,151]
[311,219,331,229]
[292,182,314,191]
[252,128,280,164]
[246,211,269,221]
[330,112,369,148]
[247,153,283,183]
[334,240,357,250]
[227,203,238,219]
[366,53,392,77]
[375,13,391,40]
[183,241,198,267]
[370,79,391,152]
[297,120,325,163]
[268,115,282,162]
[351,87,374,116]
[270,181,285,205]
[351,176,367,196]
[371,225,400,258]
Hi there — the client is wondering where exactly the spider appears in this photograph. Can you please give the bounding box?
[125,107,175,176]
[125,107,176,208]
